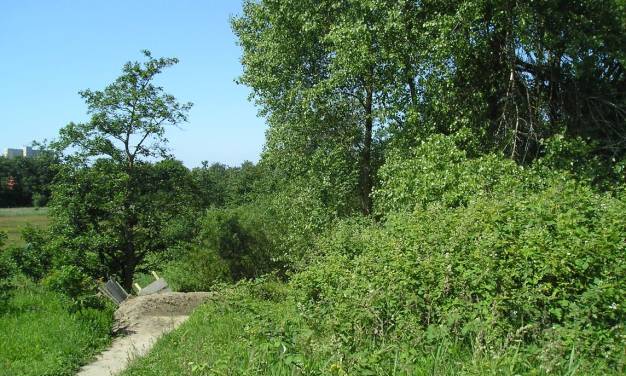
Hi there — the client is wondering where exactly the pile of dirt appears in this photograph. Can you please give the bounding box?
[113,292,213,333]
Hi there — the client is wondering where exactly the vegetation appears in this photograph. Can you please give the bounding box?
[122,280,623,376]
[121,2,626,373]
[50,50,193,290]
[0,278,113,376]
[0,153,59,208]
[0,210,111,376]
[2,0,626,373]
[0,207,49,247]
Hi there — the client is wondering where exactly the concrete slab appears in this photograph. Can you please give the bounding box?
[137,278,171,296]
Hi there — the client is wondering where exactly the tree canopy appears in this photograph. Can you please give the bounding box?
[50,51,193,289]
[233,0,626,216]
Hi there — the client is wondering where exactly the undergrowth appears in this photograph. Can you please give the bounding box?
[0,277,113,376]
[122,279,623,376]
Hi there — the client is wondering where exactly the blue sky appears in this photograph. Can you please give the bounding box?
[0,0,266,167]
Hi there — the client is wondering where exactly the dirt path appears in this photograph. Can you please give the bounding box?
[77,292,211,376]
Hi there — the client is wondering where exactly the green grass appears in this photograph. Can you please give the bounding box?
[0,207,50,247]
[0,278,113,376]
[120,282,624,376]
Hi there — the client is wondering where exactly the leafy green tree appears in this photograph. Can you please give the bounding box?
[51,51,193,289]
[233,0,407,215]
[234,0,626,198]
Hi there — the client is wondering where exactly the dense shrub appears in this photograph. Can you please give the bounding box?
[252,182,335,271]
[3,226,52,281]
[294,151,626,370]
[43,265,103,310]
[162,206,277,291]
[375,135,544,216]
[199,207,275,281]
[163,246,231,292]
[0,232,16,307]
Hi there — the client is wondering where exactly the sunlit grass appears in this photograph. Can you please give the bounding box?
[120,282,625,376]
[0,207,49,247]
[0,278,113,376]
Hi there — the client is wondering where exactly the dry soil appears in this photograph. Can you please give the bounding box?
[77,292,211,376]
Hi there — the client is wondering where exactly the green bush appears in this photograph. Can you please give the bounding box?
[199,207,274,281]
[163,246,231,292]
[43,265,103,311]
[0,258,17,309]
[31,192,48,208]
[3,226,52,281]
[162,206,279,292]
[0,232,17,308]
[374,135,533,215]
[294,154,626,370]
[252,182,335,271]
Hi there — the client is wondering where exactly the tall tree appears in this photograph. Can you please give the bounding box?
[233,0,406,215]
[51,51,193,289]
[235,0,626,195]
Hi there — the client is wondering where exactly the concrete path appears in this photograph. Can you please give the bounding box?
[77,292,211,376]
[77,315,187,376]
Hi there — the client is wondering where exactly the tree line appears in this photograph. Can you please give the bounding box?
[232,0,626,215]
[0,153,59,207]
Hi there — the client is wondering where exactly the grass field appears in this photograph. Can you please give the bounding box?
[0,278,113,376]
[0,207,50,247]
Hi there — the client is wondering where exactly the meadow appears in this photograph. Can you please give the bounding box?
[0,278,113,376]
[0,207,114,376]
[0,207,50,247]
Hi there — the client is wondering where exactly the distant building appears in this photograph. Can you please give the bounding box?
[3,148,23,159]
[23,146,41,158]
[3,146,42,159]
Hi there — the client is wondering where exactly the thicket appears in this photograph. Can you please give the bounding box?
[294,137,626,371]
[4,0,625,372]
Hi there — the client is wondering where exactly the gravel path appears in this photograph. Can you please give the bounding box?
[77,292,211,376]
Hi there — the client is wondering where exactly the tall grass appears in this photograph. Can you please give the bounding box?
[121,281,622,376]
[0,278,113,376]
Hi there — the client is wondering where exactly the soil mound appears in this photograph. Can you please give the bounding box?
[113,292,212,333]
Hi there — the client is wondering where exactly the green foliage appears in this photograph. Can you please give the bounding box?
[2,225,52,281]
[191,160,262,208]
[535,134,621,187]
[198,207,275,281]
[43,265,103,311]
[50,50,193,290]
[294,163,626,370]
[0,152,59,208]
[121,282,622,375]
[163,246,231,292]
[375,135,528,215]
[0,232,17,308]
[31,192,48,208]
[251,182,336,271]
[0,279,113,376]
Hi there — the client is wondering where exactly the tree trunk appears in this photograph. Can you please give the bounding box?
[120,165,138,292]
[121,258,136,293]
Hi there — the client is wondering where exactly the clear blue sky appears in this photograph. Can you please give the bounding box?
[0,0,266,167]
